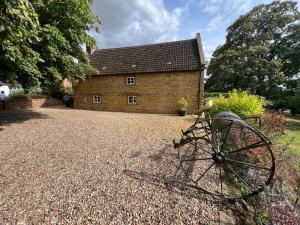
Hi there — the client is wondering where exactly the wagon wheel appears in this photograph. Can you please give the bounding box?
[178,118,275,200]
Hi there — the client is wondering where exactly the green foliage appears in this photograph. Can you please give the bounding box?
[0,0,100,91]
[209,89,266,118]
[278,123,300,155]
[178,97,188,109]
[9,91,29,100]
[64,87,73,95]
[289,87,300,115]
[206,1,300,99]
[251,208,269,225]
[0,0,41,90]
[204,92,228,98]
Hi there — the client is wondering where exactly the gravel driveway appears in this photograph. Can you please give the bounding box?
[0,107,243,224]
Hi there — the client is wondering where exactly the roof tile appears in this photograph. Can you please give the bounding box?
[89,38,202,75]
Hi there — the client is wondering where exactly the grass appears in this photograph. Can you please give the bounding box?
[278,115,300,155]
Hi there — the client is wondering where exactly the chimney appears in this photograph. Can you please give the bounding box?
[196,33,205,66]
[86,45,95,55]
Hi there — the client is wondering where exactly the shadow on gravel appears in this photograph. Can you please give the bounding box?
[123,169,209,200]
[0,110,48,127]
[124,143,251,225]
[124,143,211,201]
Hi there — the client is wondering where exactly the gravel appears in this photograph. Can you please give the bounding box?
[0,107,236,224]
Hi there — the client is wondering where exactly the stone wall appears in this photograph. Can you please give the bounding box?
[74,71,203,114]
[0,98,63,111]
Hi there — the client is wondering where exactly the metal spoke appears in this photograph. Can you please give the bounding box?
[201,121,213,145]
[186,137,213,155]
[195,162,215,183]
[197,143,214,155]
[216,120,234,133]
[225,163,254,192]
[226,140,267,154]
[181,157,213,163]
[219,166,223,196]
[220,121,233,152]
[226,159,271,171]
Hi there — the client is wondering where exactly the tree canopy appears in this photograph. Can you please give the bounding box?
[0,0,100,91]
[206,1,300,99]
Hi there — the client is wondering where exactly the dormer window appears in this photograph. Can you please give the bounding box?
[127,76,135,85]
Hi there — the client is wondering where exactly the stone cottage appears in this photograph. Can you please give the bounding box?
[74,33,205,114]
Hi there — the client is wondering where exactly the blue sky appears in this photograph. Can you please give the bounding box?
[92,0,300,60]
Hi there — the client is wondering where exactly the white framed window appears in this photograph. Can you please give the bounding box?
[93,95,101,104]
[128,96,136,104]
[127,77,135,85]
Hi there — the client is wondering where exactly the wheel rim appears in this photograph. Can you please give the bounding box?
[178,118,275,199]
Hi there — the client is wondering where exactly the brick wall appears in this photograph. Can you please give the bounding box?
[74,71,203,114]
[0,98,63,111]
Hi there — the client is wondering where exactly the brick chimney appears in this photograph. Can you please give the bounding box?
[86,45,95,55]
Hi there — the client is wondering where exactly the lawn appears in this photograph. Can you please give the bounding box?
[278,115,300,155]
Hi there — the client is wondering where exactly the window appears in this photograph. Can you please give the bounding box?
[128,96,136,104]
[93,95,101,103]
[0,91,4,94]
[127,77,135,85]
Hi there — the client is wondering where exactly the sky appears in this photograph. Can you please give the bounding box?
[91,0,300,60]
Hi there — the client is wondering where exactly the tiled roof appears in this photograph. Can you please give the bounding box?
[89,38,203,75]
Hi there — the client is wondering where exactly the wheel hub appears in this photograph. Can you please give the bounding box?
[213,152,226,164]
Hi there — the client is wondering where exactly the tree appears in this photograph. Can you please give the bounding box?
[31,0,100,89]
[290,86,300,116]
[0,0,41,90]
[206,1,300,99]
[0,0,100,92]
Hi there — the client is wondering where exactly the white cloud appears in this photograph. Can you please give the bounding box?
[228,0,252,12]
[202,0,223,14]
[92,0,183,48]
[192,0,252,15]
[202,14,223,32]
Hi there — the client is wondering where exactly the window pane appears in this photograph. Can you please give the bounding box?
[127,77,135,85]
[128,96,136,104]
[93,95,101,103]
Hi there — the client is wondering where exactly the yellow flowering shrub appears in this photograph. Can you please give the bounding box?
[209,89,265,118]
[178,97,188,108]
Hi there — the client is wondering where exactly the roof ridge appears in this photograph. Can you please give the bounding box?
[93,38,197,52]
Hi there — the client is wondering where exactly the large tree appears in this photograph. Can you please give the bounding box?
[0,0,100,91]
[206,1,300,99]
[0,0,41,90]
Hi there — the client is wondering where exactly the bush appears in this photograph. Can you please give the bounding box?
[9,91,29,100]
[209,89,266,118]
[261,110,287,137]
[64,87,73,95]
[204,92,228,98]
[178,97,188,108]
[45,85,73,99]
